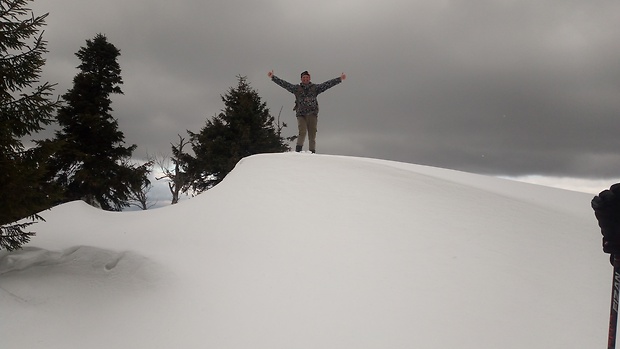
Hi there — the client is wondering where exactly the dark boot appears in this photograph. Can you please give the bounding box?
[295,145,302,152]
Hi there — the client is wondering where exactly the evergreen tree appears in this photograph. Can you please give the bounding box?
[44,34,149,211]
[0,0,60,251]
[185,76,290,192]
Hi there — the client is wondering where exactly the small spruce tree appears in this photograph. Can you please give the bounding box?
[184,76,290,192]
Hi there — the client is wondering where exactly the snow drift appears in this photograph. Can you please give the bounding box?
[0,153,610,348]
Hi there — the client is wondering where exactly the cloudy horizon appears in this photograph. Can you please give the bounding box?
[25,0,620,194]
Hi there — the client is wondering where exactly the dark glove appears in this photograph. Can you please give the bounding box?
[592,183,620,256]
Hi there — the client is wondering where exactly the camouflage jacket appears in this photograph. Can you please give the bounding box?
[271,75,342,117]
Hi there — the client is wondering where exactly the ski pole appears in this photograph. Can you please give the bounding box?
[610,255,620,349]
[592,184,620,349]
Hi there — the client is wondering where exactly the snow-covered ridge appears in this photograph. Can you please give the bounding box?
[0,153,609,348]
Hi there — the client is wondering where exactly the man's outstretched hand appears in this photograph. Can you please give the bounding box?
[268,70,274,78]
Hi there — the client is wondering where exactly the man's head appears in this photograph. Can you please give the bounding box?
[301,71,311,84]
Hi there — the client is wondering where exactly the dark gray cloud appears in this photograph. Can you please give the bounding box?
[29,0,620,180]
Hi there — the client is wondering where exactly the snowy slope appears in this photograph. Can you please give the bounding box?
[0,153,610,348]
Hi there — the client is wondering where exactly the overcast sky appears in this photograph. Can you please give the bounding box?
[28,0,620,184]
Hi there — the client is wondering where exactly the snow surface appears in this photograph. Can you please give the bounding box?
[0,153,611,348]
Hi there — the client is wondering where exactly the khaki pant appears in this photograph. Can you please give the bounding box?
[297,115,318,152]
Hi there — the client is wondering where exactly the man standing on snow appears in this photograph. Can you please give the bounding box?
[268,70,346,153]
